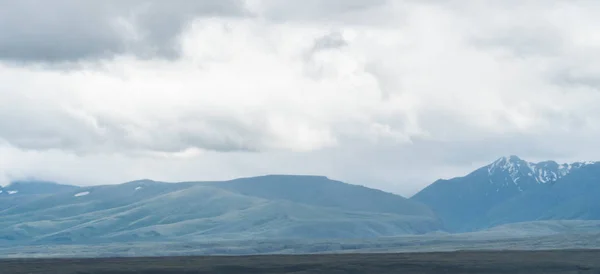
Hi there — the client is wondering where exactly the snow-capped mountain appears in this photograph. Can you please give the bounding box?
[412,155,600,232]
[487,155,596,187]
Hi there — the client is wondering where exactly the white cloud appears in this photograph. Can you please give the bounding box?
[1,0,600,195]
[0,17,421,154]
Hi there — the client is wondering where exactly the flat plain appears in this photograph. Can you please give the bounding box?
[1,249,599,274]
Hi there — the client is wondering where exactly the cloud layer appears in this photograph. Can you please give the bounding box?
[0,0,248,62]
[1,0,600,195]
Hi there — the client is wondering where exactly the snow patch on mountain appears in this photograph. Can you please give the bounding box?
[74,191,90,197]
[487,156,597,187]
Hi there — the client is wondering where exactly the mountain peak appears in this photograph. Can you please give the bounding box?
[491,155,523,164]
[486,156,599,187]
[488,155,528,174]
[506,155,522,161]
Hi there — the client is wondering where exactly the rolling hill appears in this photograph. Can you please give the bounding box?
[0,175,442,244]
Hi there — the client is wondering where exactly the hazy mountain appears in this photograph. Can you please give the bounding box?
[0,175,442,244]
[0,180,79,196]
[0,180,80,215]
[193,175,435,217]
[412,155,600,232]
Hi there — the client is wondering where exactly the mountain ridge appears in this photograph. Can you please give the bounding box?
[3,156,600,244]
[486,155,596,186]
[412,155,600,232]
[0,175,442,244]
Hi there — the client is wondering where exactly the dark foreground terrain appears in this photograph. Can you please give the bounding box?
[1,249,599,274]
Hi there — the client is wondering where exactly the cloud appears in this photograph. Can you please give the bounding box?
[245,0,391,23]
[2,0,600,195]
[0,17,408,154]
[0,0,248,62]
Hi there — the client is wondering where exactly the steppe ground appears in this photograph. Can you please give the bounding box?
[1,249,599,274]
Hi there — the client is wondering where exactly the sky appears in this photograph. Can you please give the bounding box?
[1,0,600,196]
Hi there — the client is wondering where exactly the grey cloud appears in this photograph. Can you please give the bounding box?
[312,32,348,52]
[549,65,600,90]
[471,32,600,91]
[114,114,268,153]
[255,0,391,24]
[423,0,570,59]
[0,106,110,153]
[364,62,401,100]
[555,75,600,89]
[470,27,567,58]
[302,31,356,81]
[0,103,286,155]
[0,116,243,155]
[0,0,398,63]
[0,0,248,63]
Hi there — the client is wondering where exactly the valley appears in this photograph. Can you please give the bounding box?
[2,249,599,274]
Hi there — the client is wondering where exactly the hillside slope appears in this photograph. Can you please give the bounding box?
[193,175,435,217]
[0,176,441,244]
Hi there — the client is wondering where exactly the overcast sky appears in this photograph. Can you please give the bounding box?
[1,0,600,196]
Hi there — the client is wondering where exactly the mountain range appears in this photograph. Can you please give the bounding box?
[1,155,600,245]
[0,175,440,244]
